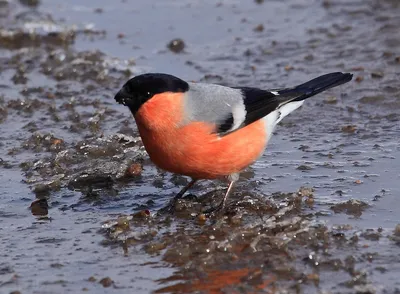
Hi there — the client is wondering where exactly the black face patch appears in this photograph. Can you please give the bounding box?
[114,73,189,114]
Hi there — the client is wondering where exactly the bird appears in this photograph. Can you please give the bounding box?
[115,72,353,212]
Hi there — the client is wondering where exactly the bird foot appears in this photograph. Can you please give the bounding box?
[202,200,226,217]
[158,194,199,215]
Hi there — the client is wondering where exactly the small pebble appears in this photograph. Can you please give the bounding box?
[126,163,142,177]
[305,197,314,206]
[253,24,264,32]
[99,277,113,288]
[324,96,337,104]
[307,273,320,282]
[371,71,384,78]
[167,39,185,53]
[132,209,150,219]
[394,224,400,236]
[197,213,206,223]
[355,76,364,83]
[297,165,312,171]
[30,198,48,216]
[298,187,314,197]
[284,65,294,71]
[341,125,357,133]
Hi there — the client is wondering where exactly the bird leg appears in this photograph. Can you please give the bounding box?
[218,180,236,210]
[174,178,197,200]
[159,178,198,214]
[204,179,237,214]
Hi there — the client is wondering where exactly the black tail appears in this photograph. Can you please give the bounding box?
[278,72,353,102]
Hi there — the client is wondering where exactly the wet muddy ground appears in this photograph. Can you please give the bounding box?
[0,0,400,293]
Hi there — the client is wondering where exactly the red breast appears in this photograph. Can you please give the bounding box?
[135,93,268,179]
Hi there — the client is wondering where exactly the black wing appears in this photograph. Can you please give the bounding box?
[217,72,353,135]
[234,87,280,128]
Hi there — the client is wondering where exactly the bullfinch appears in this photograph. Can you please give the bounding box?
[115,72,353,212]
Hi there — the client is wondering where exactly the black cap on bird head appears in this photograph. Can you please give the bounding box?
[114,73,189,114]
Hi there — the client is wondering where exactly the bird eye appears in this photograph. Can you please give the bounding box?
[145,91,152,98]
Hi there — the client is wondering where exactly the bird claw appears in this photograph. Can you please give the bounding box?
[158,193,200,215]
[157,198,178,214]
[202,200,226,217]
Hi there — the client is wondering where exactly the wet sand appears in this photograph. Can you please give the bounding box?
[1,0,400,293]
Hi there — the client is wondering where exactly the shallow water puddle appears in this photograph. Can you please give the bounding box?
[0,0,400,293]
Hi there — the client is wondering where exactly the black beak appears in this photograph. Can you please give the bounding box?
[114,87,129,105]
[114,85,142,115]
